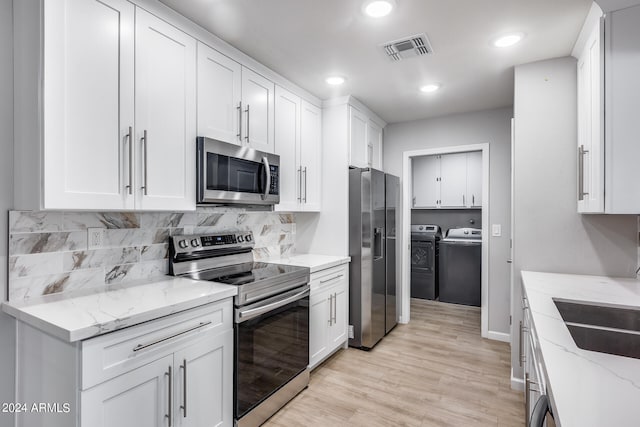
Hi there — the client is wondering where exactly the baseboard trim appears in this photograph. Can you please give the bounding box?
[511,369,525,391]
[487,330,510,343]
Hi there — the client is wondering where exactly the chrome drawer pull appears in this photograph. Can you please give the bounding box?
[320,274,343,284]
[132,321,212,353]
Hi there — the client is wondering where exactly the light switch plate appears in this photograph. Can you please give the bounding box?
[492,224,502,237]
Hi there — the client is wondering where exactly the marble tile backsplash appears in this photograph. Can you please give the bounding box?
[8,209,296,301]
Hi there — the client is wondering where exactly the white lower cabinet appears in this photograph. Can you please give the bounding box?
[16,300,233,427]
[309,264,348,369]
[522,293,548,426]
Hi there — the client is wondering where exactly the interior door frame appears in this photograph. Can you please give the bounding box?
[400,143,490,339]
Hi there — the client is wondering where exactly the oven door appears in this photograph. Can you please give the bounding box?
[197,137,280,205]
[234,285,309,420]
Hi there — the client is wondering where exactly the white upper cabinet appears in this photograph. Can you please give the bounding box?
[368,120,383,170]
[135,9,196,211]
[274,86,322,212]
[412,155,440,208]
[412,151,482,209]
[349,106,369,168]
[197,42,242,145]
[242,67,275,153]
[576,5,640,213]
[439,153,468,208]
[42,0,135,210]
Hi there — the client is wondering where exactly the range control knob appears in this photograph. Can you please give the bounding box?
[237,235,244,243]
[190,239,200,247]
[178,240,188,249]
[245,234,252,242]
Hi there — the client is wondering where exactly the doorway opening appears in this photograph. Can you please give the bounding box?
[400,143,490,338]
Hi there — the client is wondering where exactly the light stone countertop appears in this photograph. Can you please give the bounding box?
[2,277,237,342]
[521,271,640,427]
[262,253,350,273]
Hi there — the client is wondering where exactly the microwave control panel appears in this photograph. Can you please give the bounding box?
[269,165,279,195]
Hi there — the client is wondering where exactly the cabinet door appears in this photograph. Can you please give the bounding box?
[349,106,368,168]
[309,288,330,369]
[197,42,242,145]
[81,355,173,427]
[368,121,383,170]
[577,19,604,213]
[439,152,468,207]
[135,9,196,211]
[412,155,440,208]
[466,151,482,207]
[242,67,275,153]
[174,330,233,427]
[43,0,134,210]
[300,101,322,211]
[274,86,301,211]
[329,283,348,348]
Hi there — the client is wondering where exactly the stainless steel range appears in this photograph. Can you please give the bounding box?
[169,231,310,427]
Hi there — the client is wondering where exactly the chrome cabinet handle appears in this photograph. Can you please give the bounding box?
[297,167,302,202]
[525,373,530,426]
[578,145,589,200]
[412,197,416,207]
[180,359,187,418]
[463,194,465,206]
[519,320,524,367]
[132,321,212,353]
[261,156,271,200]
[472,195,475,206]
[125,126,133,194]
[141,130,148,195]
[328,294,333,326]
[332,292,337,324]
[237,102,242,142]
[303,166,307,203]
[166,366,172,426]
[244,104,250,142]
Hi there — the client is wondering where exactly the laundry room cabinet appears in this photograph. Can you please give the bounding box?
[274,86,322,212]
[14,0,196,211]
[309,264,348,369]
[412,151,482,209]
[576,4,640,213]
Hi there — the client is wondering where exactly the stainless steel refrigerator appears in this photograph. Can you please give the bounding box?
[348,168,399,349]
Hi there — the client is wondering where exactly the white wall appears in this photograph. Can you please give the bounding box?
[511,57,638,381]
[1,0,16,424]
[384,107,513,336]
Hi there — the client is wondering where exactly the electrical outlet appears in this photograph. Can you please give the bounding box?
[87,228,105,250]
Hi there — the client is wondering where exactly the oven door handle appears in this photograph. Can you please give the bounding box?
[236,286,310,323]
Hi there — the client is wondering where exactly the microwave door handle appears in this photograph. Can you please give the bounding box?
[261,156,271,200]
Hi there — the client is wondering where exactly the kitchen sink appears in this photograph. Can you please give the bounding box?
[553,299,640,360]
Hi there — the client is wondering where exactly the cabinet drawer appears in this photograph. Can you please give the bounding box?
[310,264,348,293]
[81,299,232,390]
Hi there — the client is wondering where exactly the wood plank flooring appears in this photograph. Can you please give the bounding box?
[265,298,524,426]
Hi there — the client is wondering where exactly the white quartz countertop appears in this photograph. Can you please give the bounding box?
[263,254,350,273]
[521,271,640,427]
[2,277,237,342]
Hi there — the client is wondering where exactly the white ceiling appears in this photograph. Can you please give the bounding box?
[158,0,592,124]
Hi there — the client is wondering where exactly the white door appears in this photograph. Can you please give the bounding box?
[412,155,440,208]
[135,9,196,211]
[241,67,275,153]
[300,101,322,211]
[43,0,134,210]
[369,121,383,170]
[274,86,301,211]
[309,288,330,368]
[329,284,348,347]
[466,151,482,207]
[174,331,233,427]
[197,42,242,145]
[81,355,173,427]
[439,152,468,207]
[349,106,368,168]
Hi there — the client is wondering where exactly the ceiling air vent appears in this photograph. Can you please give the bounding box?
[381,33,433,61]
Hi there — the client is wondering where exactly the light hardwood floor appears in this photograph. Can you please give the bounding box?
[265,298,524,426]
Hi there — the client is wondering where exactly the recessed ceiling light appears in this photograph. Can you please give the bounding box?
[362,0,396,18]
[493,33,525,48]
[420,83,441,93]
[326,76,346,85]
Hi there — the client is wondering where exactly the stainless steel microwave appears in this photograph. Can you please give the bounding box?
[196,137,280,206]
